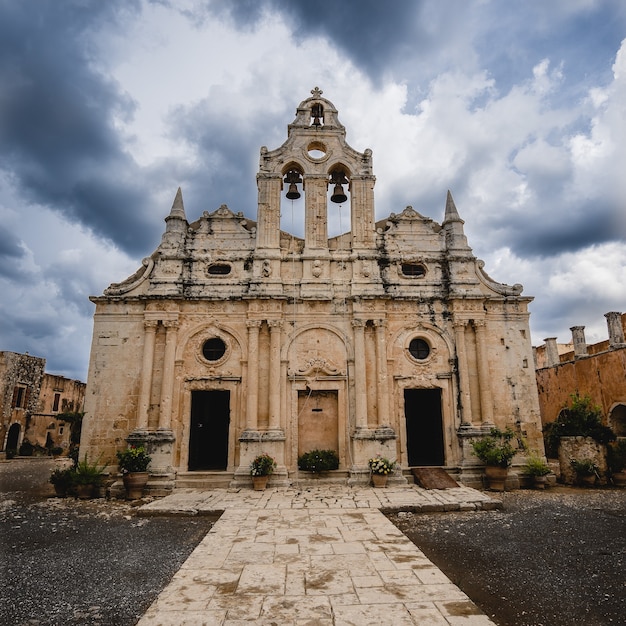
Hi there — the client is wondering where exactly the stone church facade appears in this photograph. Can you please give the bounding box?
[80,89,544,491]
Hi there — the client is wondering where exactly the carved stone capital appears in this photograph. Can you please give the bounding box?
[246,320,263,329]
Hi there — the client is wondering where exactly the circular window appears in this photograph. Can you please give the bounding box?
[408,338,430,360]
[307,141,327,159]
[202,337,226,361]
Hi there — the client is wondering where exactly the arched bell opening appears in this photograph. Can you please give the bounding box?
[280,164,305,238]
[310,102,324,127]
[327,166,351,239]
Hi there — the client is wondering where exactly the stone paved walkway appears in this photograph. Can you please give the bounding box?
[137,485,500,625]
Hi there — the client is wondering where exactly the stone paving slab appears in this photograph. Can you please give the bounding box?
[138,484,501,516]
[137,486,499,625]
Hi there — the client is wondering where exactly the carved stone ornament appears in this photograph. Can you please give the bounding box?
[312,259,323,277]
[290,357,344,377]
[476,260,523,295]
[104,257,154,295]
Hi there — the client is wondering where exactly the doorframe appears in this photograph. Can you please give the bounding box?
[178,378,241,472]
[288,378,347,472]
[396,380,455,467]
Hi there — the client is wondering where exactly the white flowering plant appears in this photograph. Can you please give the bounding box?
[250,453,276,477]
[368,456,395,475]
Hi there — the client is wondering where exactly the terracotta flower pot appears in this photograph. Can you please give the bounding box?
[252,475,268,491]
[75,484,94,499]
[485,466,508,491]
[611,471,626,487]
[533,475,548,490]
[371,473,388,488]
[123,472,149,500]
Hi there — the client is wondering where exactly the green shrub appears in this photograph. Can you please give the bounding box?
[607,439,626,474]
[544,394,615,458]
[472,428,518,468]
[19,440,34,456]
[116,445,151,474]
[74,455,106,486]
[298,449,339,473]
[523,454,551,476]
[570,458,599,477]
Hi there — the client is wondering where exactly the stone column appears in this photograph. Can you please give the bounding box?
[374,319,390,427]
[255,174,282,250]
[454,320,473,427]
[158,320,179,430]
[268,320,282,431]
[136,320,158,430]
[570,326,587,358]
[474,321,494,427]
[605,312,625,348]
[544,338,559,367]
[350,175,376,250]
[352,319,368,430]
[303,175,328,251]
[245,320,262,431]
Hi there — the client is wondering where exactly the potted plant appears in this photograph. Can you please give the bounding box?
[74,455,106,499]
[570,458,599,486]
[368,456,395,488]
[117,445,151,499]
[607,440,626,487]
[472,427,518,491]
[49,467,75,497]
[297,449,339,474]
[250,453,276,490]
[523,454,551,490]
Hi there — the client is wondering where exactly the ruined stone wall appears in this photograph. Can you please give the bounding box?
[0,351,46,451]
[535,313,626,431]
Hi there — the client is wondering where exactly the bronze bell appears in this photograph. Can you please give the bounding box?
[286,182,301,200]
[330,171,348,204]
[330,183,347,204]
[284,170,302,200]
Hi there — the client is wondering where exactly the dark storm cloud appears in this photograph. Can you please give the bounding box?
[0,0,159,255]
[0,225,24,260]
[209,0,426,82]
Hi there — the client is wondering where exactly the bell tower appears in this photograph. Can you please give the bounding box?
[255,88,376,295]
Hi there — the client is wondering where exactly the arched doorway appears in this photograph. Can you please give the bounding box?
[609,404,626,437]
[404,388,445,466]
[6,423,21,452]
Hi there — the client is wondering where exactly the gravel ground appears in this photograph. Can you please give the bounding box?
[3,459,625,626]
[387,487,626,626]
[0,458,217,626]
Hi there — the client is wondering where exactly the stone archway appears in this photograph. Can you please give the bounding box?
[6,423,20,452]
[609,404,626,437]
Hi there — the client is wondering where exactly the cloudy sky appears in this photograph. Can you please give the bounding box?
[1,0,625,381]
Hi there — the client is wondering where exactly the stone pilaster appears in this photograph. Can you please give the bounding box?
[454,320,473,427]
[544,337,559,367]
[352,319,368,431]
[474,321,494,428]
[268,320,283,432]
[136,320,158,431]
[158,320,179,430]
[303,175,328,251]
[244,320,262,433]
[374,319,390,427]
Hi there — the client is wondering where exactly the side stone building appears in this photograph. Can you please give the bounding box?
[80,89,544,490]
[1,351,85,455]
[535,311,626,435]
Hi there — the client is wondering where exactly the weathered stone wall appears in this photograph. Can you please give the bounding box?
[535,313,626,435]
[558,436,607,484]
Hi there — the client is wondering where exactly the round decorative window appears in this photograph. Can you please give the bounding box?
[202,337,227,362]
[408,338,430,360]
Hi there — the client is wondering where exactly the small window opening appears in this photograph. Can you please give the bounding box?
[13,386,27,409]
[52,393,61,412]
[202,337,227,361]
[207,264,231,276]
[409,338,430,360]
[401,263,426,277]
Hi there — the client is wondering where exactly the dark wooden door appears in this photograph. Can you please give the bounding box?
[404,388,445,466]
[188,390,230,470]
